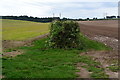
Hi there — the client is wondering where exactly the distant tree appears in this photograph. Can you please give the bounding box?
[86,18,89,20]
[93,17,97,20]
[62,17,67,21]
[93,18,95,20]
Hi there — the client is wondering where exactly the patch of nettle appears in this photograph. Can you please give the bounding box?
[46,20,84,49]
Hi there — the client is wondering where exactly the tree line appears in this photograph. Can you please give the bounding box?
[1,15,119,22]
[0,16,88,22]
[1,16,61,23]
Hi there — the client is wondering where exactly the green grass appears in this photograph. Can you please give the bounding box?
[107,65,119,72]
[2,34,110,78]
[2,19,49,40]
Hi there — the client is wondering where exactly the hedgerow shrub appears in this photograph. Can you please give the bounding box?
[47,20,83,49]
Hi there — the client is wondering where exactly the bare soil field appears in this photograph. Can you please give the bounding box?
[78,20,118,28]
[78,20,118,50]
[78,20,118,39]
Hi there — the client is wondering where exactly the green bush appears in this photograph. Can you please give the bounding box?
[47,20,83,49]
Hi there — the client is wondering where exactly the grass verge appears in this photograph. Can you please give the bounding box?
[2,34,110,78]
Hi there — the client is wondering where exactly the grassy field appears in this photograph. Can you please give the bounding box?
[2,19,50,40]
[2,19,112,78]
[3,34,110,78]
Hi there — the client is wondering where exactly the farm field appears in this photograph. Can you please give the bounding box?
[2,20,119,78]
[1,0,119,79]
[78,20,118,39]
[2,19,50,40]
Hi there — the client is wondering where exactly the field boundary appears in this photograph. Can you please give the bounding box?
[2,33,49,50]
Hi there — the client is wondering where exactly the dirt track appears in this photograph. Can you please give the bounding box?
[2,33,49,50]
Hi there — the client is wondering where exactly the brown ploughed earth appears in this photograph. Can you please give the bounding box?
[77,20,118,78]
[78,20,118,39]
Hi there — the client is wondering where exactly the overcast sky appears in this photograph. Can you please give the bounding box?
[0,0,119,19]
